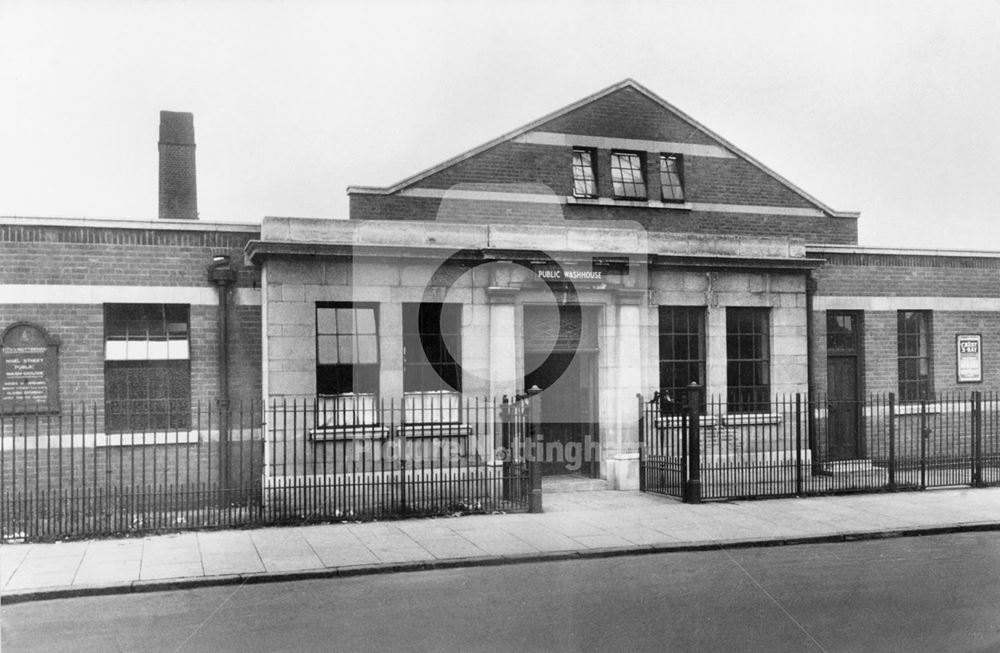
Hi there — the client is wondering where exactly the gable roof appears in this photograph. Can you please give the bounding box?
[347,79,859,219]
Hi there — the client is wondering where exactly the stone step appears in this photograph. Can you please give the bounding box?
[542,476,608,492]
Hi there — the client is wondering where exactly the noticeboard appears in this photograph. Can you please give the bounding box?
[0,322,60,412]
[956,334,983,384]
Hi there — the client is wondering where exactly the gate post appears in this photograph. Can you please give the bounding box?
[920,399,928,490]
[682,383,702,503]
[972,391,983,487]
[500,395,512,500]
[527,385,543,513]
[795,394,803,496]
[887,393,896,489]
[637,394,646,493]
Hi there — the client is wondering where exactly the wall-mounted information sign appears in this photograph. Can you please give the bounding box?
[1,322,60,412]
[956,334,983,384]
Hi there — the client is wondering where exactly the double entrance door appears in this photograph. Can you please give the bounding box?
[523,305,599,477]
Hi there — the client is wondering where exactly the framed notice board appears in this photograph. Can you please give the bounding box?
[956,334,982,384]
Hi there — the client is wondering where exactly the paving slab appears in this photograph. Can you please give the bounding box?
[201,553,265,576]
[368,545,437,564]
[571,534,637,549]
[73,559,142,586]
[419,538,487,560]
[81,541,144,562]
[259,555,324,573]
[312,545,380,568]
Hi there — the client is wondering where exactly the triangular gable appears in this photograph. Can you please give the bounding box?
[348,79,857,219]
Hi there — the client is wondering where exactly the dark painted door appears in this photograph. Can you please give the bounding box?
[826,311,863,461]
[827,356,860,460]
[524,351,599,477]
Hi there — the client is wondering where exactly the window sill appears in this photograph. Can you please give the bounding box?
[310,425,390,441]
[401,424,471,438]
[308,424,473,440]
[893,403,943,416]
[1,430,204,450]
[722,413,783,426]
[654,415,719,429]
[566,196,692,210]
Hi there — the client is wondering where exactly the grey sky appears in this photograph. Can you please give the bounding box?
[3,0,998,249]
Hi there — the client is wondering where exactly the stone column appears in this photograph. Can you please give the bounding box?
[487,286,518,472]
[607,289,644,490]
[487,286,518,400]
[705,305,728,405]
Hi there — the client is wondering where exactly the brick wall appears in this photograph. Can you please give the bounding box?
[0,221,262,413]
[811,252,1000,297]
[0,224,258,287]
[538,87,717,143]
[350,195,857,244]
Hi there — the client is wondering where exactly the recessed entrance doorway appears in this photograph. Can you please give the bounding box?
[523,304,600,478]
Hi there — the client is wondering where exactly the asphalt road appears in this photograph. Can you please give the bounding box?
[3,532,1000,652]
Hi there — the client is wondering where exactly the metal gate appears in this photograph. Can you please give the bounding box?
[638,392,687,499]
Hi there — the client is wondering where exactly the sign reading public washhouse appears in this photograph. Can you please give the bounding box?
[1,322,59,413]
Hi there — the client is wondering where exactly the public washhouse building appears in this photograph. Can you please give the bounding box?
[4,80,1000,536]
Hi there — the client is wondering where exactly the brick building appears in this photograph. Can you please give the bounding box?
[3,80,998,506]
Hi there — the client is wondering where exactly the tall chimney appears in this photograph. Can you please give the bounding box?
[158,111,198,220]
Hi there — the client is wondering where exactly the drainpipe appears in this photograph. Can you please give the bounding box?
[208,255,237,498]
[805,270,819,475]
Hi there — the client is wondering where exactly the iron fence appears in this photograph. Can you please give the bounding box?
[1,395,531,542]
[639,390,1000,502]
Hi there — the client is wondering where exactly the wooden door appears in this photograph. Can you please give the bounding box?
[827,356,860,460]
[826,311,863,460]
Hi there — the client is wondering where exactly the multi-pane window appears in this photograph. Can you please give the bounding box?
[727,308,770,413]
[403,302,462,392]
[658,153,685,202]
[316,303,379,396]
[104,304,190,432]
[898,311,932,402]
[571,148,597,198]
[610,151,646,200]
[658,307,705,413]
[826,312,859,352]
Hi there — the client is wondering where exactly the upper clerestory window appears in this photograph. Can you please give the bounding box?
[610,151,646,200]
[571,148,598,198]
[659,153,685,202]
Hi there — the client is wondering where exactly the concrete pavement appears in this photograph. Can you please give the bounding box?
[3,485,1000,604]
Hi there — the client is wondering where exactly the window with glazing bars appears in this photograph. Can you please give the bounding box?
[658,306,705,413]
[610,151,646,199]
[659,153,685,202]
[403,302,462,392]
[104,304,190,432]
[898,310,932,402]
[316,303,379,396]
[826,311,860,353]
[571,148,597,198]
[726,308,770,413]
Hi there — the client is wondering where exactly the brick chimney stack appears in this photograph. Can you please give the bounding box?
[158,111,198,220]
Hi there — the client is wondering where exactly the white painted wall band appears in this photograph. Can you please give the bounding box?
[515,131,735,159]
[814,296,1000,312]
[398,187,826,218]
[0,285,261,306]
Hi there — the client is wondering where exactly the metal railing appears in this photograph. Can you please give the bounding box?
[1,395,532,542]
[639,389,1000,502]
